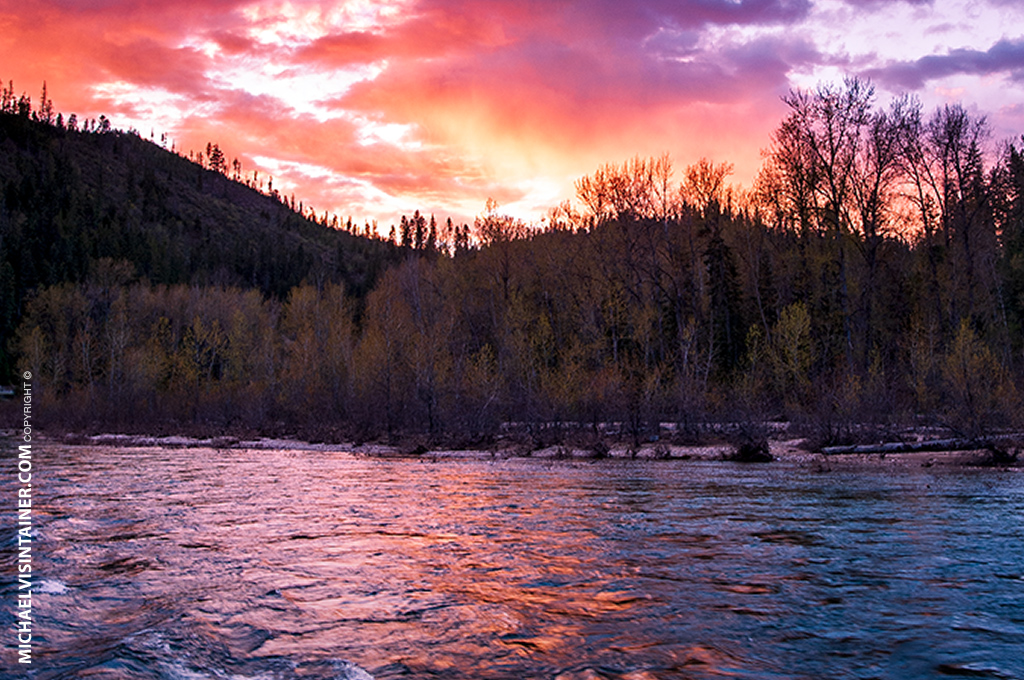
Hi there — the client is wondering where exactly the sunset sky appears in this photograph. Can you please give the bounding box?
[2,0,1024,227]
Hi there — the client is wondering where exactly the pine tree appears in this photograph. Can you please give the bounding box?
[428,214,438,253]
[39,81,54,124]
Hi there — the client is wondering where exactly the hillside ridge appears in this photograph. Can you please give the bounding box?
[0,111,398,378]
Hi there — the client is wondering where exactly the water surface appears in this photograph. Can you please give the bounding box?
[3,445,1023,679]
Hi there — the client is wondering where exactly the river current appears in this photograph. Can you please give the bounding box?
[2,444,1023,679]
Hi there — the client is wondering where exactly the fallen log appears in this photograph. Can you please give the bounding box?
[822,434,1022,456]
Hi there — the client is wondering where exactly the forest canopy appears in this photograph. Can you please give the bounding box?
[5,77,1024,445]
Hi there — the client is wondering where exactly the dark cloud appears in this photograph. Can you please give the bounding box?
[643,28,703,59]
[97,39,216,97]
[839,0,932,7]
[647,0,812,28]
[298,31,392,66]
[719,35,823,83]
[44,0,247,14]
[209,30,259,56]
[866,38,1024,89]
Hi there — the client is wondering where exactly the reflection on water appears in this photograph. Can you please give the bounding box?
[2,445,1024,679]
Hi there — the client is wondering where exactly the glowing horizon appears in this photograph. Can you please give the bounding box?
[3,0,1024,229]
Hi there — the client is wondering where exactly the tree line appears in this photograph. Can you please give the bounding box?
[9,78,1024,445]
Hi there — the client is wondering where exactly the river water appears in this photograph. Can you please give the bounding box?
[2,444,1024,679]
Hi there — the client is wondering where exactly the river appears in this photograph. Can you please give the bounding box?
[2,444,1023,679]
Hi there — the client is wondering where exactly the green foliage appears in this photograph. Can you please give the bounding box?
[941,320,1020,437]
[768,302,813,412]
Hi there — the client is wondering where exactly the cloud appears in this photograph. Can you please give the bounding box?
[866,38,1024,90]
[0,0,823,223]
[5,0,1022,225]
[329,4,817,141]
[839,0,932,7]
[642,0,812,28]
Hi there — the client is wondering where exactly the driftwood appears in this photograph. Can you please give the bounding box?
[822,434,1022,456]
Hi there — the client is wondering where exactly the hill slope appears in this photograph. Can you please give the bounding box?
[0,112,398,378]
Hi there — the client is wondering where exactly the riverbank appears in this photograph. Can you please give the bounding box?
[4,428,1020,469]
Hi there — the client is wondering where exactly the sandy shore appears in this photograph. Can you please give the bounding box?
[5,430,1016,469]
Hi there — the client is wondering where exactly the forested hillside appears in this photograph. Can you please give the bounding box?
[6,79,1024,446]
[0,104,400,379]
